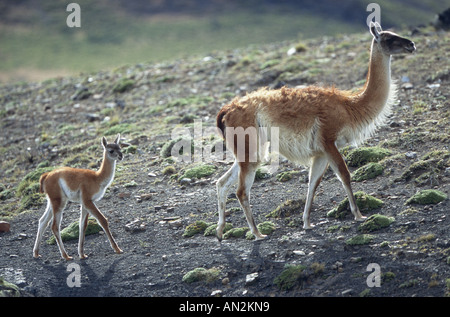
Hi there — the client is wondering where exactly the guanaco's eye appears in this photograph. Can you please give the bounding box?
[109,150,114,154]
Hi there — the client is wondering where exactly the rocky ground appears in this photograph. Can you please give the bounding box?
[0,25,449,299]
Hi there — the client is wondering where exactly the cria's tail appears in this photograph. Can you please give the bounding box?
[39,173,49,194]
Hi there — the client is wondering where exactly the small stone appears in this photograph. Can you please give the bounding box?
[85,113,101,122]
[125,219,146,232]
[211,290,223,297]
[245,272,259,285]
[0,221,10,233]
[342,289,353,296]
[179,178,192,186]
[293,250,305,256]
[118,192,131,199]
[405,151,417,159]
[287,47,297,56]
[401,82,414,90]
[168,219,183,228]
[139,193,153,201]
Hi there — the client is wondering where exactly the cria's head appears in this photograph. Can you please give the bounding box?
[102,134,123,161]
[370,22,416,55]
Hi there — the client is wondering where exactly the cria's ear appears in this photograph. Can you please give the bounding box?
[102,136,107,148]
[114,133,121,145]
[370,21,382,42]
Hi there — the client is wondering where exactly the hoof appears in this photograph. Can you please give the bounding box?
[254,233,268,241]
[303,223,315,230]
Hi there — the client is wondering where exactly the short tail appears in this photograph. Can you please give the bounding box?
[39,173,49,194]
[216,105,229,140]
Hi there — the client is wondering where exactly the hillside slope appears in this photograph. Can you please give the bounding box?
[0,26,449,298]
[0,0,446,82]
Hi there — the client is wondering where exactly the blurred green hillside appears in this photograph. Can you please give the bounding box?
[0,0,445,83]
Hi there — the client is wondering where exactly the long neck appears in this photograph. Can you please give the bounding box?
[356,39,392,116]
[96,152,116,187]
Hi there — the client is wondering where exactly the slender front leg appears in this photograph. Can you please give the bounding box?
[216,161,239,241]
[78,206,89,259]
[325,142,366,221]
[83,199,123,254]
[303,155,329,229]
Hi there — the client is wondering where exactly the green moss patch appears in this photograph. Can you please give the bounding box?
[160,138,194,159]
[346,147,391,167]
[327,191,383,219]
[345,234,375,245]
[352,162,384,181]
[179,164,216,180]
[274,264,307,291]
[396,150,449,186]
[274,263,324,291]
[112,78,135,93]
[47,218,102,244]
[276,171,300,182]
[257,221,276,235]
[0,277,21,297]
[358,214,394,233]
[223,227,249,239]
[266,199,304,218]
[406,189,447,205]
[204,222,233,236]
[182,220,210,238]
[245,221,276,239]
[182,267,221,284]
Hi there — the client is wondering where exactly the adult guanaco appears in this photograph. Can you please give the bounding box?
[215,22,415,241]
[33,134,124,260]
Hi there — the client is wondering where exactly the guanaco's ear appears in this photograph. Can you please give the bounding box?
[370,21,382,42]
[114,134,121,145]
[102,136,108,148]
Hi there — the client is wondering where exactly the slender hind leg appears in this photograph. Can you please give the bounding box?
[51,197,71,260]
[216,161,239,241]
[236,162,266,240]
[33,198,53,258]
[303,155,329,229]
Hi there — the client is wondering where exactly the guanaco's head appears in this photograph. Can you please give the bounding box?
[370,22,416,55]
[102,134,123,161]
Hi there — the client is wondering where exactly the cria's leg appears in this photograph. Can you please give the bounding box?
[216,161,239,241]
[236,162,266,240]
[83,199,123,255]
[33,198,53,258]
[325,142,365,221]
[303,155,329,229]
[78,205,89,259]
[50,197,71,260]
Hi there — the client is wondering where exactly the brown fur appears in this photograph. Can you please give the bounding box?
[33,135,123,260]
[215,22,415,240]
